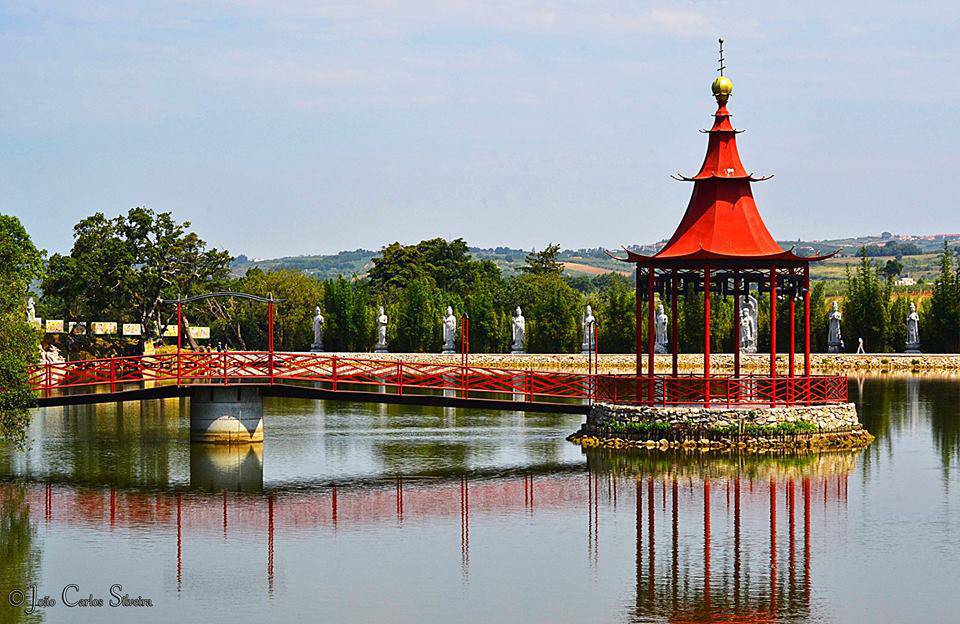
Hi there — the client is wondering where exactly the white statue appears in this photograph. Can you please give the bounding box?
[580,305,596,354]
[654,303,669,354]
[827,301,843,353]
[441,306,457,354]
[26,297,37,324]
[739,294,758,353]
[511,307,526,354]
[906,302,920,353]
[311,306,325,352]
[375,306,389,353]
[39,343,64,365]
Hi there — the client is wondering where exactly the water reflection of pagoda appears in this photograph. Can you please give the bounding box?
[584,450,854,622]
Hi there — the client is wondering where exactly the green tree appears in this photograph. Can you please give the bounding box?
[42,207,232,347]
[220,269,326,351]
[368,238,496,295]
[394,277,445,352]
[596,274,635,353]
[464,279,509,353]
[882,258,904,280]
[809,283,828,352]
[520,243,564,277]
[924,242,960,352]
[508,274,581,353]
[322,277,375,352]
[0,215,44,445]
[887,297,911,353]
[842,248,893,352]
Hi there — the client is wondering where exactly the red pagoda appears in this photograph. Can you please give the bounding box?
[608,43,844,408]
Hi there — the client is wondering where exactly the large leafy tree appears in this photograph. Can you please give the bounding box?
[368,238,495,295]
[42,207,232,345]
[0,214,44,445]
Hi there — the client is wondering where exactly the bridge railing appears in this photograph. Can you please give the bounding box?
[29,352,848,407]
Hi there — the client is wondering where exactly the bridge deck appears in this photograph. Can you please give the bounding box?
[33,382,591,414]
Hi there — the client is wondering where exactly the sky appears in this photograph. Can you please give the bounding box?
[1,1,958,259]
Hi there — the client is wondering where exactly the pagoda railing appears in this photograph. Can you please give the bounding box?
[28,352,847,408]
[594,373,847,407]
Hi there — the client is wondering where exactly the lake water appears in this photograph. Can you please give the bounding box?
[0,376,958,623]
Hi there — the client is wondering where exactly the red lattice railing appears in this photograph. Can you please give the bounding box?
[29,352,847,408]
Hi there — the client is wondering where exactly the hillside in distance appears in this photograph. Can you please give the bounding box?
[232,232,959,284]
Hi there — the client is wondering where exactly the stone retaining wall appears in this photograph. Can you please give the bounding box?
[569,402,873,452]
[587,402,861,432]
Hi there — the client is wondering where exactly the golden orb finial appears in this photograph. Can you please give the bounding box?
[712,75,733,97]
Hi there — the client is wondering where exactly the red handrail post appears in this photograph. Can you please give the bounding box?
[803,265,812,405]
[635,267,642,400]
[671,270,679,378]
[332,355,338,392]
[110,359,116,393]
[45,363,52,398]
[789,286,796,406]
[594,322,600,403]
[398,361,404,395]
[221,349,227,384]
[176,299,182,386]
[267,296,275,384]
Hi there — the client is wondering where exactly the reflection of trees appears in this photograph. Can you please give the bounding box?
[923,380,960,482]
[44,398,181,488]
[373,441,472,475]
[854,376,960,483]
[852,376,903,480]
[585,447,860,482]
[0,484,41,624]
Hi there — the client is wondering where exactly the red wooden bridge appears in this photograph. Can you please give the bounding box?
[29,351,847,411]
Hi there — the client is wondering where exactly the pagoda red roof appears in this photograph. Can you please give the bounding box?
[613,90,834,266]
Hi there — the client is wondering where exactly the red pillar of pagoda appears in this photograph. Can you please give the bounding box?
[647,268,655,403]
[671,271,679,377]
[732,272,741,378]
[769,266,777,406]
[703,267,712,407]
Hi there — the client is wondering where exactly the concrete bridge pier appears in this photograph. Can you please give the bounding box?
[189,386,264,444]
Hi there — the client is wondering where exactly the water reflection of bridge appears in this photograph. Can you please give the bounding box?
[6,452,852,614]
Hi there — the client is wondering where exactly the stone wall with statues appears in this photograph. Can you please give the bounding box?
[327,351,960,374]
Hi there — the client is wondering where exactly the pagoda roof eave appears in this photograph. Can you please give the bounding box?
[670,173,774,182]
[606,246,838,267]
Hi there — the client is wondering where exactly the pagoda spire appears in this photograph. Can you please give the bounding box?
[655,41,783,259]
